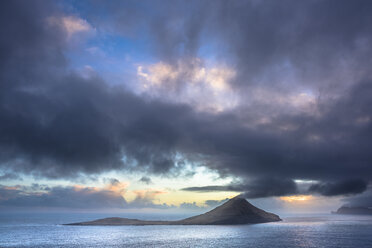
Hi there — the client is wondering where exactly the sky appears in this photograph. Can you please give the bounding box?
[1,0,372,214]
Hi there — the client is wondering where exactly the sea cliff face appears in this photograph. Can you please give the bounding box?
[66,196,281,226]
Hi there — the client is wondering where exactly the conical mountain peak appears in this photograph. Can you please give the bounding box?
[179,196,281,224]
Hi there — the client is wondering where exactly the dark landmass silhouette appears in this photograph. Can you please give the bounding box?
[66,196,281,225]
[332,206,372,215]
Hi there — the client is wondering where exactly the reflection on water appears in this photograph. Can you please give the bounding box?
[0,213,372,248]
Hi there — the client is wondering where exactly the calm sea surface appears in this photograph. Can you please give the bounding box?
[1,212,372,248]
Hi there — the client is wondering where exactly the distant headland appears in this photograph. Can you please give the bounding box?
[332,206,372,215]
[66,196,281,226]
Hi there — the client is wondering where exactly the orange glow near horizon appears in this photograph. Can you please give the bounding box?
[280,195,313,203]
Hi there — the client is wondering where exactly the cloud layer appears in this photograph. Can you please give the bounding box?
[0,182,227,211]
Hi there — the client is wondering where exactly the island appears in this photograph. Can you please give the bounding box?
[66,196,281,225]
[332,206,372,215]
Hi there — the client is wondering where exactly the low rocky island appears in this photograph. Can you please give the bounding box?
[66,196,281,226]
[332,206,372,215]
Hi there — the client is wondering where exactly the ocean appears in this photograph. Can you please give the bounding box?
[1,212,372,248]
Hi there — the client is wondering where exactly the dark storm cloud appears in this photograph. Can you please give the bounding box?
[210,0,372,89]
[182,185,243,193]
[308,179,367,196]
[0,0,193,177]
[1,0,372,199]
[241,178,298,198]
[182,178,298,199]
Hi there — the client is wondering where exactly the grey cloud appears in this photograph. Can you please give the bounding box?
[0,173,21,181]
[129,198,173,210]
[0,185,127,209]
[308,179,367,196]
[181,185,243,193]
[183,178,298,199]
[179,198,229,211]
[211,0,372,88]
[204,198,229,208]
[179,202,203,211]
[139,176,153,185]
